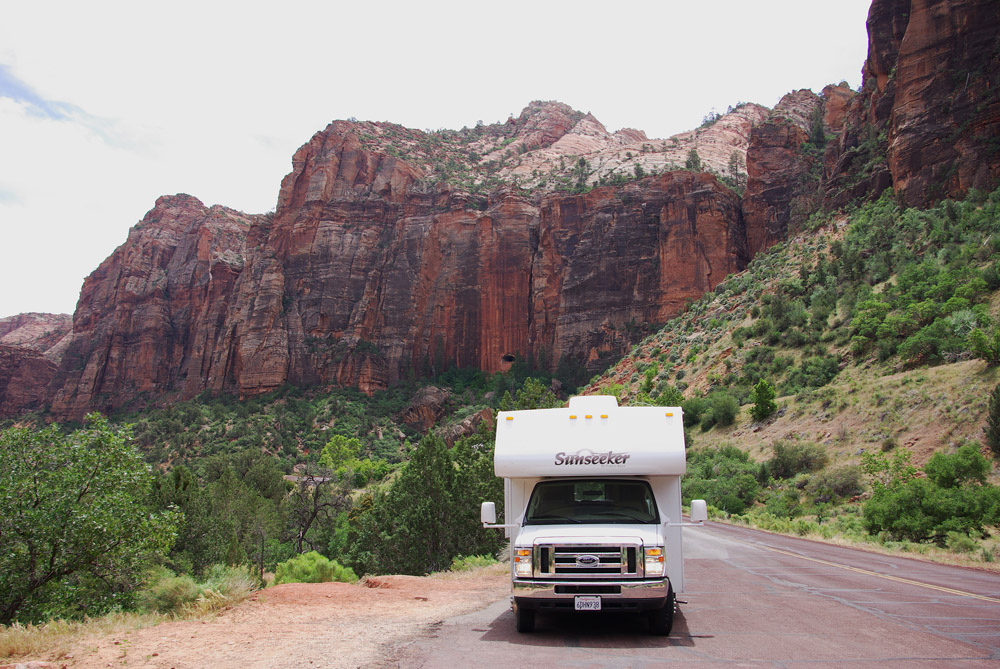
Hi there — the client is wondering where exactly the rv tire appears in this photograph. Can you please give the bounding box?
[515,605,535,633]
[648,586,675,636]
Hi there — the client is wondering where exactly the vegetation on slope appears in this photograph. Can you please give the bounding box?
[0,367,561,626]
[5,183,1000,636]
[593,187,1000,562]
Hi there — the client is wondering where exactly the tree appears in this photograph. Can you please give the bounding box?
[284,466,350,554]
[863,444,1000,543]
[685,148,702,172]
[985,383,1000,458]
[748,379,777,421]
[344,419,505,577]
[345,433,456,575]
[0,415,179,624]
[319,434,362,473]
[861,448,918,493]
[808,103,827,148]
[969,325,1000,366]
[499,377,561,411]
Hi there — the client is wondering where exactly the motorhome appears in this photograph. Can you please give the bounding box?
[480,395,706,634]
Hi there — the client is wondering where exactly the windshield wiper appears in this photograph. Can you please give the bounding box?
[527,514,582,523]
[592,510,651,522]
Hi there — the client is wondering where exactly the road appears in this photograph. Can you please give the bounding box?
[389,522,1000,667]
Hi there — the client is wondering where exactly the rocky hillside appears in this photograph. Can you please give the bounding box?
[2,0,997,421]
[0,313,71,415]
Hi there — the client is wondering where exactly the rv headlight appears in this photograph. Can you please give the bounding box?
[514,548,533,578]
[644,546,665,578]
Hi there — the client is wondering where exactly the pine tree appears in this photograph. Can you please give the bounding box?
[985,383,1000,458]
[685,148,702,171]
[749,379,777,421]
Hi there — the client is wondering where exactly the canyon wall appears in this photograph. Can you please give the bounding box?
[825,0,1000,208]
[43,129,747,418]
[4,0,998,419]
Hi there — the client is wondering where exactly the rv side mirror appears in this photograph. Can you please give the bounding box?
[481,501,497,525]
[690,499,708,523]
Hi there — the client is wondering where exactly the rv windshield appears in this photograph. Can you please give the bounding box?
[523,479,660,525]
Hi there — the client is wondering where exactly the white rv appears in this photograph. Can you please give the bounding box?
[480,395,706,634]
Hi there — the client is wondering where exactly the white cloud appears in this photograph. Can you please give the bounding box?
[0,0,873,317]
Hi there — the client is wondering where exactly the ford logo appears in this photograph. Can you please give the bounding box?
[576,554,600,567]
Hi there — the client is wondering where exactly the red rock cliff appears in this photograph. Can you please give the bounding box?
[206,121,749,402]
[39,122,747,418]
[826,0,1000,207]
[49,195,258,418]
[0,313,71,415]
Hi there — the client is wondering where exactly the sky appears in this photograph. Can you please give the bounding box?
[0,0,873,318]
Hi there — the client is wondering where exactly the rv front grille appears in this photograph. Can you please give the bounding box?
[533,542,644,579]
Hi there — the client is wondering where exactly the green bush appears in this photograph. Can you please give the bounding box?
[863,445,1000,544]
[138,568,200,613]
[765,441,829,480]
[945,531,978,553]
[274,551,358,584]
[683,447,760,514]
[137,564,259,615]
[805,466,864,500]
[986,384,1000,458]
[449,554,498,571]
[697,391,739,431]
[763,489,801,519]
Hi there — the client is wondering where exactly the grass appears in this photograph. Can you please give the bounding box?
[0,611,166,662]
[0,565,258,663]
[719,511,1000,572]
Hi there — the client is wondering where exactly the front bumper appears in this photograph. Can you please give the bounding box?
[513,578,670,612]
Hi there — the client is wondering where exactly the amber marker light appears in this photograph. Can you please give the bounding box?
[514,548,532,577]
[644,546,666,577]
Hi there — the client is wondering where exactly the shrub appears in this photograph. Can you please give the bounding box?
[138,568,199,614]
[863,445,1000,544]
[970,326,1000,366]
[683,447,760,514]
[986,383,1000,458]
[945,532,978,553]
[449,554,498,571]
[137,564,258,615]
[763,489,801,519]
[766,441,829,479]
[863,477,1000,544]
[699,391,739,431]
[274,551,358,585]
[805,466,864,500]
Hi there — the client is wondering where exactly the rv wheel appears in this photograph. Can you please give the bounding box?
[648,586,675,636]
[514,605,535,633]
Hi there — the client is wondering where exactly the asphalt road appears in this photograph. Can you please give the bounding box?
[390,522,1000,667]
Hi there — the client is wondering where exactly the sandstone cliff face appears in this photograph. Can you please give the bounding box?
[0,313,72,356]
[497,103,769,191]
[208,121,749,402]
[49,195,258,418]
[39,120,748,417]
[741,89,857,255]
[0,345,56,416]
[0,314,71,415]
[826,0,1000,207]
[24,0,1000,420]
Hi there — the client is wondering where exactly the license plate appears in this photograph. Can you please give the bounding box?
[575,596,601,611]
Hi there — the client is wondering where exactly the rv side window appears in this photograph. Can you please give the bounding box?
[523,479,659,525]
